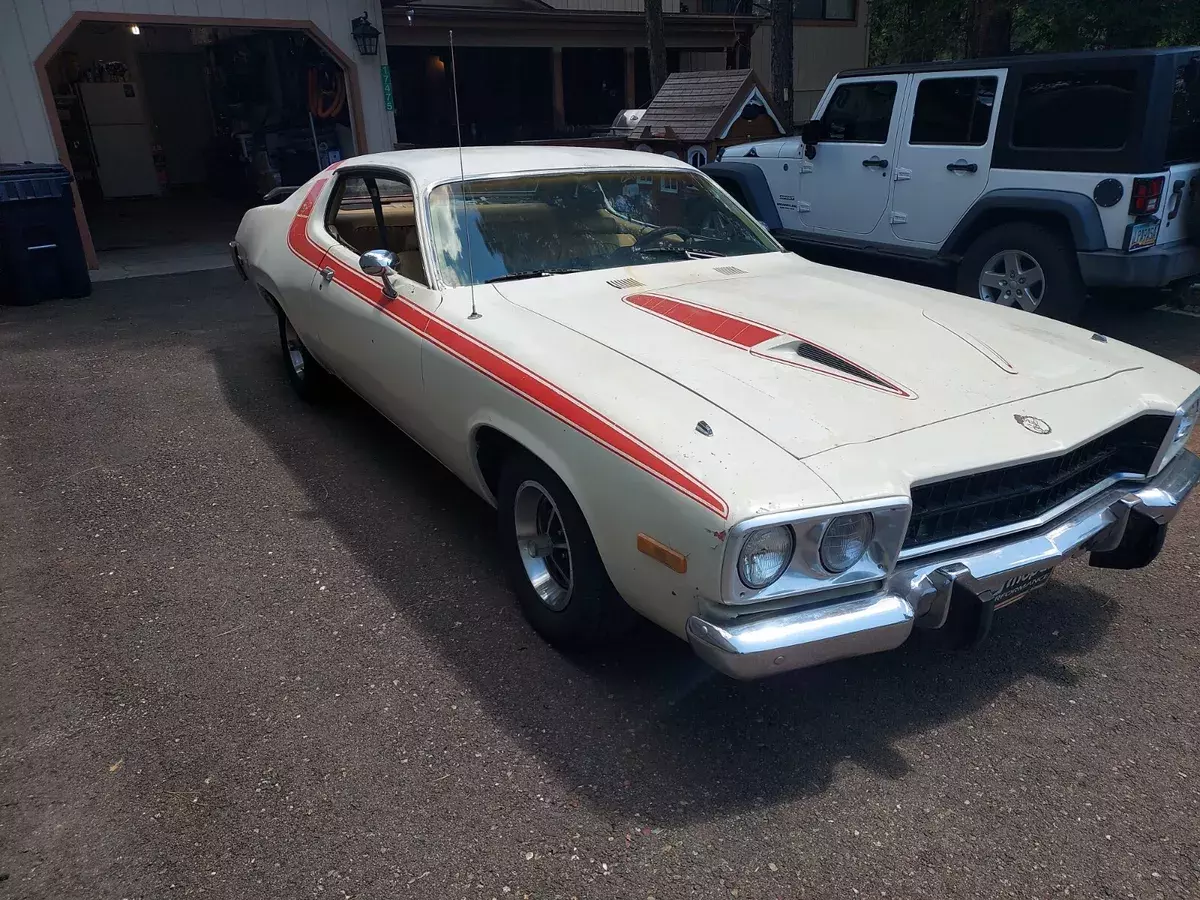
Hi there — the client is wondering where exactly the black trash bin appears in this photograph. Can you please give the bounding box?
[0,163,91,305]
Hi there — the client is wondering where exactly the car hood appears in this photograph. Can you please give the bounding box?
[492,256,1141,461]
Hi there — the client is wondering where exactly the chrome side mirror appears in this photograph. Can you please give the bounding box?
[359,249,398,298]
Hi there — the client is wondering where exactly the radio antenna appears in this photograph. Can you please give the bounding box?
[449,29,480,320]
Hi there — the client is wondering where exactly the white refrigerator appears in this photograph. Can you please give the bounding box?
[79,82,161,198]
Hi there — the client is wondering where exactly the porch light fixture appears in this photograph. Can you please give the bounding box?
[130,23,140,35]
[351,12,380,56]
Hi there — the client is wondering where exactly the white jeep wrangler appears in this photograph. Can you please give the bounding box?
[705,47,1200,320]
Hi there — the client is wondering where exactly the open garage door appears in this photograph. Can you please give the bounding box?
[44,20,362,278]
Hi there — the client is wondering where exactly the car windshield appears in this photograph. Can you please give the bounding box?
[426,169,779,287]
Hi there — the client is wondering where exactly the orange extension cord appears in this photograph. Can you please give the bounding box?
[307,67,346,119]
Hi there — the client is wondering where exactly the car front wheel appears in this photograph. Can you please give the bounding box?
[956,223,1085,321]
[496,452,637,648]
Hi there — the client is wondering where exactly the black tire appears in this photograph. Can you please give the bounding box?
[278,310,332,402]
[955,222,1085,322]
[496,452,637,648]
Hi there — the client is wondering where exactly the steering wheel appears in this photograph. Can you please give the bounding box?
[632,225,693,252]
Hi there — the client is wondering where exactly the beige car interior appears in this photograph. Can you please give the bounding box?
[463,203,639,267]
[330,176,679,287]
[328,195,428,286]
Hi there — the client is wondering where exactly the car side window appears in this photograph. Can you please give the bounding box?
[823,81,898,144]
[1011,69,1136,151]
[909,76,998,146]
[326,173,427,287]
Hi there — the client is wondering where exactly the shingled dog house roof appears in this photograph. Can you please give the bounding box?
[632,69,785,143]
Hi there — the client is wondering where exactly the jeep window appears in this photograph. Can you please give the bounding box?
[823,81,898,144]
[1011,69,1136,150]
[1166,58,1200,164]
[909,76,997,146]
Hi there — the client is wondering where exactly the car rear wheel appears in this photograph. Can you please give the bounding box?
[278,311,331,402]
[496,452,637,648]
[956,223,1085,321]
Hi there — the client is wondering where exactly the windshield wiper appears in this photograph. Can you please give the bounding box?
[634,247,727,259]
[485,268,580,284]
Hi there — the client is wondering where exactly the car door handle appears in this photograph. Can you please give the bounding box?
[862,157,889,169]
[319,266,335,284]
[946,161,978,173]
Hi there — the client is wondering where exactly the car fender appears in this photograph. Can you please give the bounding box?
[702,162,784,231]
[462,406,731,638]
[943,188,1109,256]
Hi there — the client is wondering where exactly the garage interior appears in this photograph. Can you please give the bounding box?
[45,21,357,278]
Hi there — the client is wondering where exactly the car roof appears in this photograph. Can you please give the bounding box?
[838,45,1200,78]
[335,146,696,192]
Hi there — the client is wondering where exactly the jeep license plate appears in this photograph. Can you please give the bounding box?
[992,568,1053,610]
[1127,219,1160,251]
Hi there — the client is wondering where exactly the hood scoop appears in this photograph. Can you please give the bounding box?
[753,337,913,397]
[793,341,892,389]
[623,291,914,397]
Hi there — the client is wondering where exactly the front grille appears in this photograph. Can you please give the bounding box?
[904,414,1173,551]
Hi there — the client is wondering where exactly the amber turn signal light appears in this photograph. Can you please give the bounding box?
[637,533,687,573]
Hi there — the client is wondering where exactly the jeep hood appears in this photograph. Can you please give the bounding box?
[492,256,1139,460]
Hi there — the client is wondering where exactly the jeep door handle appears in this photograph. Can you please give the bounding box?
[861,157,889,169]
[946,161,978,173]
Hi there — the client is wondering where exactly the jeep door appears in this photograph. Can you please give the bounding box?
[799,75,910,236]
[888,69,1007,247]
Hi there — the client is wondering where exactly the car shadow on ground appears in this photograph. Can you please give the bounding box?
[209,336,1122,827]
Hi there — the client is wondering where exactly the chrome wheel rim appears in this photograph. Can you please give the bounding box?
[978,249,1046,311]
[283,320,305,378]
[513,480,573,611]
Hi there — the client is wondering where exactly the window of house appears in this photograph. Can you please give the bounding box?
[823,81,898,144]
[326,173,427,286]
[793,0,855,20]
[1011,69,1136,151]
[1166,58,1200,164]
[687,145,708,167]
[909,76,998,145]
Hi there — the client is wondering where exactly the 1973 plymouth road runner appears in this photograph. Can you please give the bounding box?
[231,147,1200,679]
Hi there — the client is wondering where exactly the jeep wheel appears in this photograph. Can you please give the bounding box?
[956,223,1085,322]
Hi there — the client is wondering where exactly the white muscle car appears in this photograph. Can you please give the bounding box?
[231,147,1200,679]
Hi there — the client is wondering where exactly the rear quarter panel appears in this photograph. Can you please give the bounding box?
[236,182,324,332]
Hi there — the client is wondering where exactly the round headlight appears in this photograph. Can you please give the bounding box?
[737,525,795,589]
[819,513,875,573]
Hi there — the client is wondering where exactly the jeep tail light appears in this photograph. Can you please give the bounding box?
[1129,176,1165,215]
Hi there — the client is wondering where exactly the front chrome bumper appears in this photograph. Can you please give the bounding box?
[688,449,1200,680]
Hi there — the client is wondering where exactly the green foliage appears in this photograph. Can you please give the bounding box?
[869,0,1200,65]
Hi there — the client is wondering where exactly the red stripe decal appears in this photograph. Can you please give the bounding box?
[624,292,913,399]
[626,293,779,348]
[283,181,727,518]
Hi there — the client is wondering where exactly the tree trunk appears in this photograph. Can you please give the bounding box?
[645,0,668,97]
[770,0,794,128]
[966,0,1012,58]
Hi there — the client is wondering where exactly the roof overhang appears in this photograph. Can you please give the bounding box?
[382,4,760,47]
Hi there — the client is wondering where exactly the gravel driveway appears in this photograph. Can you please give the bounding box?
[2,270,1198,899]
